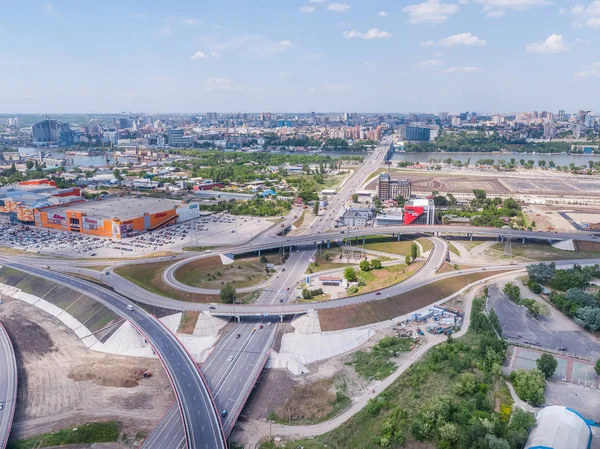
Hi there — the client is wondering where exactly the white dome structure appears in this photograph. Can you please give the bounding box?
[525,406,592,449]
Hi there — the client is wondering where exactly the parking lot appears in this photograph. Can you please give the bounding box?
[487,282,600,359]
[0,213,272,259]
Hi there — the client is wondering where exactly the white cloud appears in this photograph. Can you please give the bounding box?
[378,10,389,16]
[444,66,483,73]
[344,28,393,39]
[159,26,173,37]
[280,71,292,78]
[300,6,315,12]
[364,61,373,66]
[417,59,444,67]
[422,33,486,46]
[42,1,59,18]
[324,82,354,92]
[402,0,460,24]
[182,18,199,25]
[210,51,220,59]
[486,9,505,16]
[586,16,600,27]
[526,34,569,53]
[328,2,351,12]
[279,40,293,47]
[559,7,568,14]
[475,0,552,11]
[309,0,327,2]
[205,34,292,58]
[190,51,206,60]
[574,61,600,78]
[206,77,236,92]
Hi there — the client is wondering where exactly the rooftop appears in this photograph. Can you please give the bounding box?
[46,196,183,221]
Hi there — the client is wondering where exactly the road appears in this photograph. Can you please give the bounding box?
[0,260,226,449]
[0,321,17,449]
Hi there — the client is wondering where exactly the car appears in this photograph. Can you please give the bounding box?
[279,299,284,303]
[126,305,134,311]
[227,356,234,362]
[259,324,264,329]
[90,253,97,256]
[376,292,381,296]
[481,267,487,271]
[221,410,228,417]
[253,327,256,331]
[209,305,216,309]
[236,333,241,338]
[0,404,3,410]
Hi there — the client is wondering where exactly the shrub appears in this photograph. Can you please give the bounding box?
[510,369,546,406]
[536,353,558,378]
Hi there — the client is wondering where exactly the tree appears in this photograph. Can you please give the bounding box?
[538,160,546,168]
[484,434,510,449]
[359,259,371,272]
[405,254,412,265]
[574,307,600,332]
[527,262,556,284]
[344,267,357,282]
[352,193,359,203]
[595,359,600,376]
[536,353,558,378]
[370,259,382,270]
[503,283,521,303]
[473,188,487,203]
[549,160,556,168]
[313,201,319,216]
[25,160,34,170]
[510,368,546,406]
[220,283,236,304]
[410,242,419,261]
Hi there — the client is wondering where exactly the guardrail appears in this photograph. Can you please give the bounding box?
[505,339,596,363]
[0,322,17,449]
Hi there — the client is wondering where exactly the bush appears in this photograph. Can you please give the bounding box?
[503,283,521,303]
[527,279,543,294]
[359,259,371,272]
[596,359,600,376]
[344,267,357,282]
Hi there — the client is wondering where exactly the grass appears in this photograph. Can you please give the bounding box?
[7,421,120,449]
[355,236,415,256]
[351,262,424,296]
[364,167,387,184]
[179,311,200,334]
[307,246,356,273]
[292,210,306,228]
[181,246,217,252]
[322,173,350,189]
[114,261,225,304]
[174,256,269,289]
[490,241,600,261]
[270,378,351,425]
[319,270,513,331]
[83,265,111,272]
[348,336,415,380]
[460,240,487,250]
[416,237,433,253]
[448,242,460,256]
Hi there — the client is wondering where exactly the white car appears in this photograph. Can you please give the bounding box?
[227,356,234,362]
[127,305,134,311]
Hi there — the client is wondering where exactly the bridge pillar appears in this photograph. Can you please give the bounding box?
[500,235,504,242]
[279,315,283,322]
[397,234,401,241]
[327,240,331,249]
[362,236,365,245]
[469,233,473,242]
[258,249,261,256]
[289,245,292,252]
[522,237,526,245]
[235,315,241,323]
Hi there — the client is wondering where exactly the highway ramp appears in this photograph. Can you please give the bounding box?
[0,320,17,449]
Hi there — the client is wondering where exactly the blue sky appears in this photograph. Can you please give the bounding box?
[1,0,599,113]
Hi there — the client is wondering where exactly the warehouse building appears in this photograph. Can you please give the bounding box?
[35,197,197,238]
[0,179,82,224]
[525,406,592,449]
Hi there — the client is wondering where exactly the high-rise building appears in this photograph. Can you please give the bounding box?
[585,114,595,128]
[558,110,566,122]
[377,174,411,201]
[405,126,431,141]
[103,131,118,145]
[32,119,60,143]
[167,128,193,146]
[260,112,272,121]
[543,121,556,139]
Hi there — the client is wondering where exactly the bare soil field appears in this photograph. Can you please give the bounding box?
[0,298,173,440]
[319,270,511,331]
[365,172,509,194]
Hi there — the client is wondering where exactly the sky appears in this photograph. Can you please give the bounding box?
[1,0,600,113]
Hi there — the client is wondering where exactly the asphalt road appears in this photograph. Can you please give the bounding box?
[0,260,226,449]
[0,322,16,449]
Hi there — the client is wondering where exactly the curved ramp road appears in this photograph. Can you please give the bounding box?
[0,321,17,449]
[0,260,226,449]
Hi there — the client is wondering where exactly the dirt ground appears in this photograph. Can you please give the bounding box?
[365,172,509,194]
[0,297,174,440]
[175,255,269,289]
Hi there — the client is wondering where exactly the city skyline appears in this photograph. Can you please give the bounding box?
[1,0,600,113]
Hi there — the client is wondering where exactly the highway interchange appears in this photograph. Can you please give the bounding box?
[0,321,16,449]
[2,135,600,449]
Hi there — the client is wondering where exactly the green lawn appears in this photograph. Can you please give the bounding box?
[448,242,460,256]
[490,241,600,261]
[7,421,120,449]
[348,336,415,380]
[351,263,423,295]
[174,256,268,289]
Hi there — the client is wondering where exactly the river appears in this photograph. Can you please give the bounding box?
[18,147,136,167]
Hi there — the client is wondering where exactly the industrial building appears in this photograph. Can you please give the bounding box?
[377,174,411,201]
[35,197,200,238]
[525,406,592,449]
[403,198,435,225]
[0,179,82,224]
